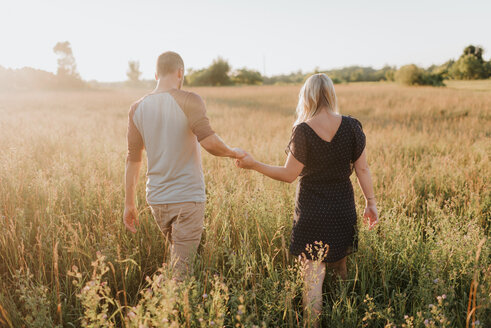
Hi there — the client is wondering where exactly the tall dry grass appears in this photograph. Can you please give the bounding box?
[0,83,489,327]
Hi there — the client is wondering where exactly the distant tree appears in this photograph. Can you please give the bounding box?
[207,57,232,86]
[395,64,444,86]
[126,61,142,82]
[349,68,363,82]
[379,65,395,81]
[232,68,263,85]
[53,41,80,79]
[186,68,210,86]
[432,60,454,79]
[384,69,395,81]
[263,70,306,85]
[321,66,390,83]
[449,55,487,80]
[463,45,484,63]
[449,45,490,80]
[186,57,232,86]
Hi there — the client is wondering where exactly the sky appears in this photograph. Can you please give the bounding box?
[1,0,490,82]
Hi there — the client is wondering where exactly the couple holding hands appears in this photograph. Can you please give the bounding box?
[124,51,378,322]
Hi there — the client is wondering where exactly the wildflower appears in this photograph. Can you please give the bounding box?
[442,294,447,299]
[202,293,208,299]
[127,311,136,319]
[238,309,243,315]
[433,278,439,283]
[428,304,434,308]
[210,321,215,325]
[424,319,429,326]
[474,320,480,326]
[404,315,408,319]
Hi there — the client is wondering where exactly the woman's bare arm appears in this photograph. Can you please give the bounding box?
[353,149,378,229]
[236,152,304,183]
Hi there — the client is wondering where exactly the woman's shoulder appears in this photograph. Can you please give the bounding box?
[292,121,310,133]
[344,115,363,129]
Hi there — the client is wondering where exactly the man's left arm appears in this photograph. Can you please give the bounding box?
[182,92,244,158]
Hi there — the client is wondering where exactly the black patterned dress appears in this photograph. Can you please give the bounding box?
[286,115,366,263]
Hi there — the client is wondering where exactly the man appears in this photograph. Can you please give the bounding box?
[124,51,244,279]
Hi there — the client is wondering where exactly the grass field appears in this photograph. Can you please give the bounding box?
[0,83,489,327]
[444,79,491,92]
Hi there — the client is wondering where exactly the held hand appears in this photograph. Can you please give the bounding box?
[235,151,256,169]
[123,205,139,233]
[232,147,247,159]
[363,204,378,230]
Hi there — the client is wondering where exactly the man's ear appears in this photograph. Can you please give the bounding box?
[177,68,184,80]
[155,72,158,81]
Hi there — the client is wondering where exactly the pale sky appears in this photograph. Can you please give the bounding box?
[1,0,490,82]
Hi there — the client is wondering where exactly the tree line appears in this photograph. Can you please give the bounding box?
[170,45,489,87]
[1,43,490,91]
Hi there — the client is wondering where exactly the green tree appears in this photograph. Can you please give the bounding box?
[449,45,490,80]
[232,68,263,85]
[463,45,484,63]
[450,54,487,80]
[186,57,232,86]
[207,57,232,86]
[432,60,454,79]
[185,68,210,86]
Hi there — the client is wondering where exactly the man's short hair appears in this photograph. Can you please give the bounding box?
[157,51,184,76]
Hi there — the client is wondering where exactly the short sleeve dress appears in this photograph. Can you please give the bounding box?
[286,115,366,263]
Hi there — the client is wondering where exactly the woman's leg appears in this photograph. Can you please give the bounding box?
[301,258,326,327]
[327,256,347,280]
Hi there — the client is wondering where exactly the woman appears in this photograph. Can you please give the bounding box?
[235,73,378,325]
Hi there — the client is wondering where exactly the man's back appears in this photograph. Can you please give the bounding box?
[124,51,244,279]
[127,89,214,205]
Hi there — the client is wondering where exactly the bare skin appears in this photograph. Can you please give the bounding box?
[236,108,378,327]
[123,68,245,233]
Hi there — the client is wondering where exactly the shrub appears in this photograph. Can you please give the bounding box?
[395,65,423,85]
[395,64,444,86]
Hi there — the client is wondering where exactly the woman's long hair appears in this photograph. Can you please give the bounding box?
[294,73,338,126]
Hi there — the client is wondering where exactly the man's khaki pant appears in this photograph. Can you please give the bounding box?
[149,202,205,280]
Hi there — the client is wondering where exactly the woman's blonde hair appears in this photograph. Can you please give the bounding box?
[294,73,338,125]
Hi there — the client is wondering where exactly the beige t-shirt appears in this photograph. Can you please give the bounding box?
[126,89,215,205]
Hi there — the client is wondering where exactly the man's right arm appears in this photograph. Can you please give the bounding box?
[124,102,144,233]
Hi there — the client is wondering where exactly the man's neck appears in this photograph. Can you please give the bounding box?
[153,77,180,93]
